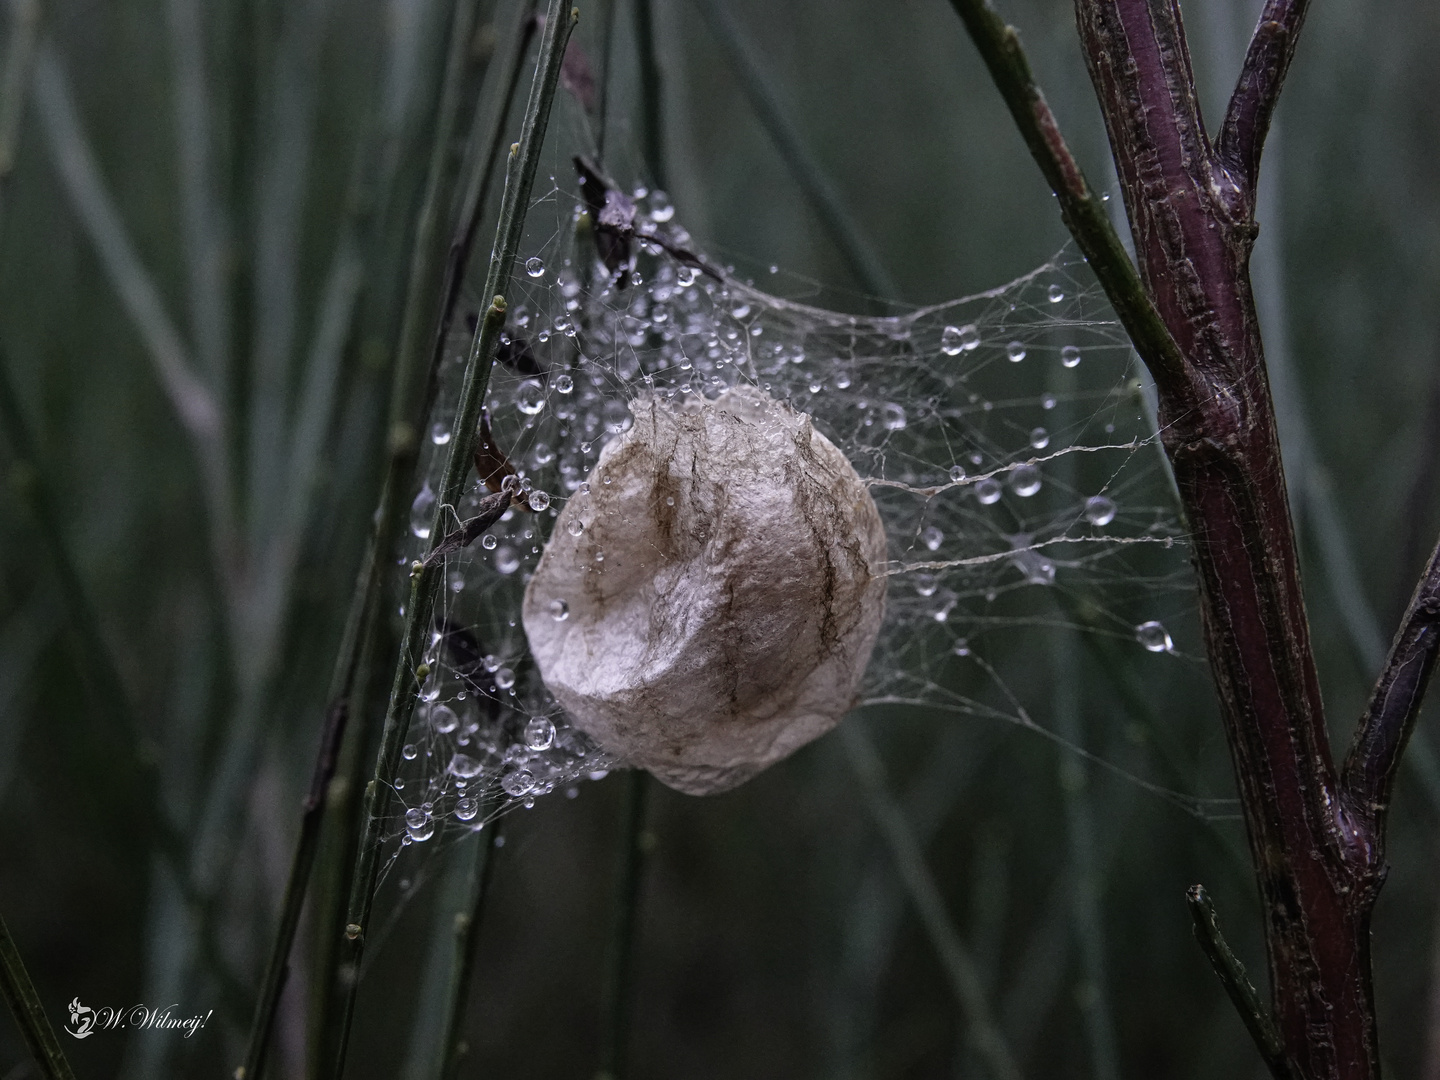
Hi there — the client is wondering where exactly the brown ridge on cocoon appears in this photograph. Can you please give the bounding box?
[522,385,887,794]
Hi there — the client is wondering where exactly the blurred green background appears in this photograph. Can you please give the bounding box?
[1,0,1438,1077]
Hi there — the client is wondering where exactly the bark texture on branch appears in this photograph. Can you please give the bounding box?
[1069,2,1381,1077]
[951,0,1436,1073]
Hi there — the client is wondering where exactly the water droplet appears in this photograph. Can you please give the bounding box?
[1016,551,1056,584]
[881,403,907,430]
[548,598,569,621]
[677,266,698,287]
[481,534,497,550]
[976,478,1002,505]
[566,518,585,537]
[502,769,536,797]
[648,190,675,222]
[525,256,545,278]
[1047,284,1065,303]
[1135,620,1173,653]
[602,399,632,434]
[952,638,971,656]
[516,379,545,416]
[1009,465,1042,497]
[394,777,405,790]
[430,704,459,734]
[525,717,556,751]
[528,490,551,512]
[430,423,451,445]
[1006,341,1026,363]
[410,482,435,538]
[921,525,944,551]
[940,324,980,355]
[495,667,516,690]
[948,465,966,483]
[450,753,485,779]
[495,547,520,574]
[731,303,751,320]
[455,796,479,821]
[405,807,434,841]
[1061,345,1081,368]
[555,373,574,394]
[1030,427,1049,449]
[915,574,938,598]
[1084,495,1117,527]
[1041,393,1057,410]
[402,743,418,761]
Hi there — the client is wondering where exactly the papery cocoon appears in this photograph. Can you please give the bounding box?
[522,385,887,795]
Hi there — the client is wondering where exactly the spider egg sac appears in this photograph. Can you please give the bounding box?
[522,386,887,795]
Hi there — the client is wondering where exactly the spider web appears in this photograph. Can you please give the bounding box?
[377,179,1226,871]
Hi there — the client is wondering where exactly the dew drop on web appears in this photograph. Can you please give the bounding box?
[1085,495,1117,527]
[1135,620,1173,653]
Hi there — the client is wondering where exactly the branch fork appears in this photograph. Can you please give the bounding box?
[948,0,1434,1076]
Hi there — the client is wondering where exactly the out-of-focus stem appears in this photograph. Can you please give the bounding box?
[596,770,651,1080]
[326,7,577,1074]
[840,722,1023,1080]
[0,909,78,1080]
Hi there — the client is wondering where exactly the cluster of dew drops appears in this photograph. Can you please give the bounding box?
[388,185,1185,849]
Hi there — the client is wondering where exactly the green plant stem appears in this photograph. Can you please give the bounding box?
[437,817,505,1080]
[327,7,577,1075]
[839,721,1023,1080]
[1186,886,1293,1080]
[309,596,386,1076]
[31,37,238,593]
[236,3,492,1074]
[0,0,37,223]
[436,0,539,398]
[396,813,504,1080]
[631,0,664,190]
[237,700,351,1080]
[389,0,489,474]
[306,7,540,1065]
[945,0,1185,391]
[596,770,651,1080]
[690,0,898,303]
[0,910,77,1080]
[593,0,616,160]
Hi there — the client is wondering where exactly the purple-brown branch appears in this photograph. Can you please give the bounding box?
[1069,1,1390,1077]
[1341,537,1440,867]
[1216,0,1312,195]
[951,0,1430,1074]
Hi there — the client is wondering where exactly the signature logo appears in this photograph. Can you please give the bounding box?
[63,999,212,1040]
[66,998,95,1039]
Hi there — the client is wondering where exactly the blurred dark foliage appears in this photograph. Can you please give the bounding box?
[1,0,1438,1078]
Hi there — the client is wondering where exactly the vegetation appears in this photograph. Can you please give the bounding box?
[2,0,1439,1077]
